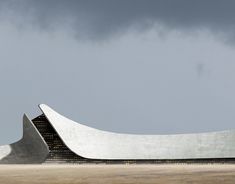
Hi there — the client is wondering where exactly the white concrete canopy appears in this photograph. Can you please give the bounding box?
[39,104,235,160]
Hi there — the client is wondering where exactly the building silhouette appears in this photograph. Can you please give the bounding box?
[1,104,235,164]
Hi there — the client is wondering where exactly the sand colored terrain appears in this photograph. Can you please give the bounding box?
[0,164,235,184]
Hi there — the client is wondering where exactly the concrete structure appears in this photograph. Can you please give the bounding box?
[0,114,49,164]
[1,104,235,164]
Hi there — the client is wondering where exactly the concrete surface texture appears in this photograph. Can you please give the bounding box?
[40,104,235,160]
[0,114,49,164]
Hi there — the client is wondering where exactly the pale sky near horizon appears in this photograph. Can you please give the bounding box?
[1,0,235,144]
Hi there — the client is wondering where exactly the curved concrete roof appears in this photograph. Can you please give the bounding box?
[40,104,235,160]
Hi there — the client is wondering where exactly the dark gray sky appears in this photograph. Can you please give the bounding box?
[1,0,235,144]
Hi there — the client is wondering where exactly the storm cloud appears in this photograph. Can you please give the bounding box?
[1,0,235,41]
[1,0,235,144]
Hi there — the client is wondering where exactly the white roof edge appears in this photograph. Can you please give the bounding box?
[38,104,233,136]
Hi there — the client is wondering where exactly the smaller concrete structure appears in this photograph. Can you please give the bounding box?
[0,114,49,164]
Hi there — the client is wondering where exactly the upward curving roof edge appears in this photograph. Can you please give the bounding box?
[39,104,235,160]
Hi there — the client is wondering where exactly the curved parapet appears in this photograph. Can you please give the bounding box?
[40,104,235,160]
[0,114,49,164]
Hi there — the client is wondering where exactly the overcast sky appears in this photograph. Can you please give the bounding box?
[1,0,235,144]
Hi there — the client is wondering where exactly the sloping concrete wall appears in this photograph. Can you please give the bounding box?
[40,104,235,160]
[0,114,49,164]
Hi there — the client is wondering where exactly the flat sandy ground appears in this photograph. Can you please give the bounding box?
[0,164,235,184]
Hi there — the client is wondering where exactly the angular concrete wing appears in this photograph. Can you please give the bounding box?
[40,104,235,160]
[0,114,49,164]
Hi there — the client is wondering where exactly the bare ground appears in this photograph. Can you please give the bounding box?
[0,164,235,184]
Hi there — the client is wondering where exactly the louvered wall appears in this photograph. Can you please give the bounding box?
[32,114,88,163]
